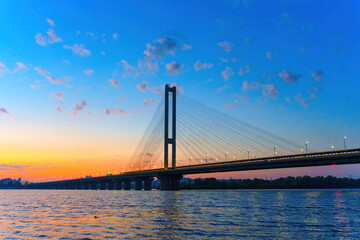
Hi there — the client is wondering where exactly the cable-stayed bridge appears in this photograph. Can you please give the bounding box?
[32,85,360,190]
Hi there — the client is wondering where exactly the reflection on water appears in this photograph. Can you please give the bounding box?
[1,189,360,239]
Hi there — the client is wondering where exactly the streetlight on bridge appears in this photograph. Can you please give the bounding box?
[344,136,347,150]
[331,145,335,151]
[305,141,309,153]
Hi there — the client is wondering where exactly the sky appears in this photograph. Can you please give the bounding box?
[0,0,360,181]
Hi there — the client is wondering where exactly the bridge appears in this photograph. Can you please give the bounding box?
[31,85,360,190]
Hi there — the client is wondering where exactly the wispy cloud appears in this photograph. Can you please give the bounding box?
[238,65,251,76]
[279,70,300,84]
[310,70,324,81]
[46,18,55,27]
[242,81,259,91]
[112,33,118,40]
[0,108,9,114]
[119,96,126,101]
[53,92,64,100]
[266,51,272,60]
[35,19,62,46]
[35,33,46,46]
[109,78,119,88]
[144,37,177,60]
[46,76,64,84]
[217,84,229,92]
[63,44,91,57]
[262,84,278,98]
[166,61,183,75]
[308,87,320,99]
[181,44,192,50]
[295,93,308,108]
[137,81,150,91]
[217,41,234,52]
[119,60,132,78]
[221,67,234,81]
[194,60,214,71]
[151,87,164,97]
[170,83,184,95]
[144,98,156,106]
[224,99,238,108]
[0,62,8,73]
[72,100,87,115]
[0,164,28,171]
[47,28,62,43]
[34,66,50,75]
[83,69,94,76]
[13,62,27,73]
[104,108,129,116]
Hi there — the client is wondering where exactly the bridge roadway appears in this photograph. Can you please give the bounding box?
[31,148,360,190]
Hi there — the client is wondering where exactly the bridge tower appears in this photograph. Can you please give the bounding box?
[164,84,176,169]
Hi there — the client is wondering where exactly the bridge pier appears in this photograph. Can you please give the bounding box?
[134,178,142,190]
[90,182,97,190]
[158,175,182,190]
[114,179,122,190]
[100,181,106,190]
[144,177,153,190]
[108,180,115,190]
[124,179,131,190]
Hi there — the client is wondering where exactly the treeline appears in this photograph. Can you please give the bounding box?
[180,176,360,189]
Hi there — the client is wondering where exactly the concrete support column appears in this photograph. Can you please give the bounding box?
[134,178,143,190]
[115,180,122,190]
[123,179,131,190]
[144,177,154,190]
[170,175,183,190]
[108,180,115,190]
[100,181,106,190]
[158,175,182,190]
[158,175,170,190]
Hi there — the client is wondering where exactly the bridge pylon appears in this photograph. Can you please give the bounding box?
[164,84,176,169]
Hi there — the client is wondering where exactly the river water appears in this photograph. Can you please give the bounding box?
[1,189,360,239]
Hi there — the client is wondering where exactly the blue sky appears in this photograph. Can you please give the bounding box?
[0,0,360,180]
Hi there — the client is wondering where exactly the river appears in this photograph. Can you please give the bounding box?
[1,189,360,239]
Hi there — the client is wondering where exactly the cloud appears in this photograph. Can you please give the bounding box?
[242,81,259,91]
[181,44,192,50]
[13,62,27,73]
[262,84,278,98]
[120,60,132,77]
[310,70,324,81]
[119,96,126,101]
[113,33,118,40]
[46,18,55,27]
[47,28,62,43]
[54,92,64,99]
[224,99,238,108]
[0,164,28,171]
[279,70,300,84]
[194,60,214,71]
[144,98,156,106]
[165,61,183,75]
[104,108,129,116]
[238,65,251,76]
[217,41,234,52]
[137,81,150,91]
[109,78,119,88]
[73,100,87,115]
[86,32,96,39]
[151,87,164,97]
[221,67,234,81]
[63,44,91,57]
[217,84,229,92]
[0,62,8,73]
[220,58,228,63]
[295,93,308,107]
[170,83,184,95]
[100,51,106,55]
[83,69,94,76]
[35,33,46,46]
[144,37,177,60]
[46,76,64,84]
[34,66,50,75]
[308,87,320,99]
[0,108,9,114]
[266,51,272,60]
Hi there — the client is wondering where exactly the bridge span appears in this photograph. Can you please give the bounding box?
[31,148,360,190]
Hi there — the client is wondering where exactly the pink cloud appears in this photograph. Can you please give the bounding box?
[0,62,8,73]
[151,87,164,97]
[109,79,119,88]
[120,60,132,77]
[29,84,36,89]
[279,70,300,84]
[262,84,278,98]
[308,87,320,99]
[63,44,91,57]
[112,33,118,40]
[56,107,62,113]
[47,28,62,43]
[144,37,177,60]
[194,60,214,71]
[54,92,64,100]
[170,83,184,95]
[238,65,251,76]
[217,41,234,52]
[224,99,239,108]
[100,51,106,55]
[119,96,126,101]
[295,93,308,108]
[217,84,229,92]
[165,61,183,75]
[13,62,27,73]
[181,44,192,50]
[221,67,234,81]
[35,33,46,46]
[137,81,150,91]
[220,58,228,63]
[266,51,272,60]
[0,108,9,114]
[144,98,156,105]
[73,100,87,115]
[310,70,324,81]
[46,76,64,84]
[83,69,94,76]
[104,108,129,116]
[46,18,55,27]
[242,81,259,91]
[86,110,92,116]
[34,66,50,75]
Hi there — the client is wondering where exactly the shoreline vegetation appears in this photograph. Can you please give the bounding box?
[180,176,360,189]
[1,176,360,189]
